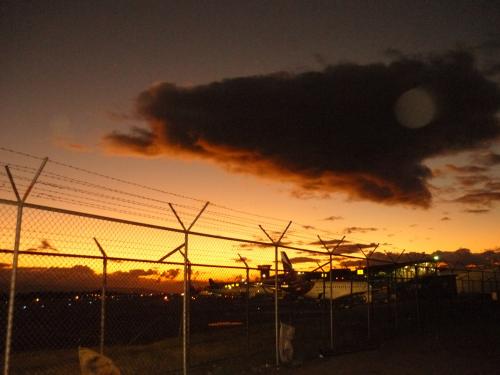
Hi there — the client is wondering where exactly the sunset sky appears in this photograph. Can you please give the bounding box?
[2,0,500,265]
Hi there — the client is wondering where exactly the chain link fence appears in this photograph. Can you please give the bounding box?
[0,150,498,374]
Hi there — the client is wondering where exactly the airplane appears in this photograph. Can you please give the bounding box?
[303,271,369,302]
[199,252,372,302]
[261,251,315,296]
[270,252,369,302]
[198,251,315,298]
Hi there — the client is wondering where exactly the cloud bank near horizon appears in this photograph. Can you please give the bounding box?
[104,50,500,207]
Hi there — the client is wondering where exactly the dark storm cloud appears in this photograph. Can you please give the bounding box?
[485,180,500,190]
[323,216,344,221]
[456,174,491,187]
[336,243,379,254]
[484,63,500,77]
[0,265,183,292]
[446,164,488,174]
[343,226,378,234]
[26,239,58,252]
[306,238,376,255]
[238,242,271,250]
[434,248,500,268]
[383,48,404,60]
[160,268,180,280]
[308,238,349,247]
[301,225,316,230]
[463,208,490,214]
[337,248,500,268]
[104,51,500,207]
[105,127,157,156]
[453,191,500,206]
[474,151,500,166]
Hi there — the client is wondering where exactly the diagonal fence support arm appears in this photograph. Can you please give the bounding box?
[94,238,108,355]
[3,158,47,375]
[259,221,292,368]
[158,243,185,262]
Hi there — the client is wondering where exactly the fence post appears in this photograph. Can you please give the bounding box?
[384,249,405,330]
[3,158,47,375]
[414,264,420,329]
[238,253,250,355]
[158,242,186,342]
[93,238,108,354]
[169,202,209,375]
[358,244,379,341]
[318,235,345,350]
[259,221,292,368]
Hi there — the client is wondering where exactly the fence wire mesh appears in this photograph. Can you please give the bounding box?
[0,149,498,374]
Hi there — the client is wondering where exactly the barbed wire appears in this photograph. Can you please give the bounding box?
[0,147,392,252]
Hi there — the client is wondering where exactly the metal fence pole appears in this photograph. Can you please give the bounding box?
[260,221,291,368]
[385,249,405,330]
[169,202,209,375]
[238,254,250,354]
[274,244,279,364]
[3,159,47,375]
[415,265,420,329]
[317,235,344,350]
[184,231,189,368]
[3,201,23,375]
[93,238,108,354]
[358,244,378,341]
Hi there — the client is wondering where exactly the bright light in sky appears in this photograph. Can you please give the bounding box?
[395,87,437,128]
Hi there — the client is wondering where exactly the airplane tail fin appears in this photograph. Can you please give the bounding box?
[281,251,294,273]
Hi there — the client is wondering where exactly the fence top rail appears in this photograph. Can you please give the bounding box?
[0,249,263,272]
[0,198,389,263]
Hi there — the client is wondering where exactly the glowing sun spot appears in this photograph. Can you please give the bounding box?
[394,87,437,129]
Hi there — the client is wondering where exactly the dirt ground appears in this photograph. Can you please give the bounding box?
[285,306,500,375]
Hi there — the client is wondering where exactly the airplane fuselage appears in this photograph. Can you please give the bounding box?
[305,279,368,300]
